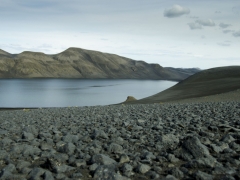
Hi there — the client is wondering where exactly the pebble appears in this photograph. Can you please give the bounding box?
[0,102,239,179]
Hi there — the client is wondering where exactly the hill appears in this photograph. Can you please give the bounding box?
[0,47,198,80]
[124,66,240,104]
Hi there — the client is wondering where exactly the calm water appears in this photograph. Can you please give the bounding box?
[0,79,176,107]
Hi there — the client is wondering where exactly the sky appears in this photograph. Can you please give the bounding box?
[0,0,240,69]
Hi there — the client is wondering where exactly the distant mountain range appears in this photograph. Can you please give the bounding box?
[0,48,200,80]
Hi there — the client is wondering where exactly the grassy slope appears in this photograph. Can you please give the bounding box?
[125,66,240,104]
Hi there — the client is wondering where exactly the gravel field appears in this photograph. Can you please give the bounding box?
[0,101,240,180]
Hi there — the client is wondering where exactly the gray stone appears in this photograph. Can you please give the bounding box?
[108,143,123,154]
[16,160,31,171]
[158,134,179,150]
[0,169,12,179]
[119,154,130,163]
[195,170,213,180]
[71,172,83,178]
[189,156,217,168]
[40,142,53,151]
[122,163,133,173]
[58,142,76,155]
[167,154,179,163]
[2,164,16,173]
[164,175,178,180]
[170,168,184,179]
[22,131,35,141]
[29,167,45,180]
[43,170,54,180]
[221,134,235,143]
[91,154,117,165]
[94,165,129,180]
[62,134,79,143]
[89,163,99,171]
[92,129,108,139]
[182,136,210,158]
[137,164,151,174]
[74,159,87,167]
[53,164,75,173]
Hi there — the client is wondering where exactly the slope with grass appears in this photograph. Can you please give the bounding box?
[125,66,240,104]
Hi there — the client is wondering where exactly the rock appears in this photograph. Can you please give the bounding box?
[194,170,213,180]
[122,163,133,173]
[91,154,117,165]
[0,137,13,146]
[167,154,179,163]
[210,144,223,153]
[164,175,178,180]
[89,163,99,171]
[43,170,54,180]
[0,169,13,179]
[62,134,79,143]
[23,125,38,135]
[92,129,108,139]
[94,165,129,180]
[142,151,156,160]
[169,167,184,179]
[221,134,235,143]
[71,172,83,178]
[58,142,76,155]
[124,96,137,102]
[108,143,123,154]
[53,164,75,173]
[119,154,130,163]
[22,131,35,141]
[40,142,53,151]
[188,156,217,168]
[73,159,87,167]
[182,136,210,158]
[16,160,31,171]
[137,164,151,174]
[2,164,16,173]
[157,134,179,150]
[28,167,45,180]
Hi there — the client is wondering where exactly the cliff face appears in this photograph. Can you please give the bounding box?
[0,47,198,80]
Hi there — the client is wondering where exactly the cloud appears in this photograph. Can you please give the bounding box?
[164,5,190,18]
[215,11,221,14]
[223,30,234,34]
[232,6,240,15]
[196,19,215,26]
[219,23,231,29]
[233,30,240,37]
[190,16,199,19]
[188,22,202,30]
[217,42,230,46]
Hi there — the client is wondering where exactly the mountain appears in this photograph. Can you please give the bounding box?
[0,47,198,80]
[124,66,240,104]
[164,67,201,76]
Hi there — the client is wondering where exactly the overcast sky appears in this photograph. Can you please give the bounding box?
[0,0,240,69]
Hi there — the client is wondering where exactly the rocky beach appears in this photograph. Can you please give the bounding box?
[0,101,240,180]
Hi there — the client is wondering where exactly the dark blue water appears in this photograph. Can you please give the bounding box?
[0,79,176,107]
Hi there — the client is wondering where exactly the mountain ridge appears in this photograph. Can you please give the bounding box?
[0,47,200,80]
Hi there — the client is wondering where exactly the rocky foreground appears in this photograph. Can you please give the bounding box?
[0,102,240,180]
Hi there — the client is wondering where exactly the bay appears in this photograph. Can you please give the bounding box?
[0,79,177,107]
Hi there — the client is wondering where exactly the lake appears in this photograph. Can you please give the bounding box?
[0,79,177,108]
